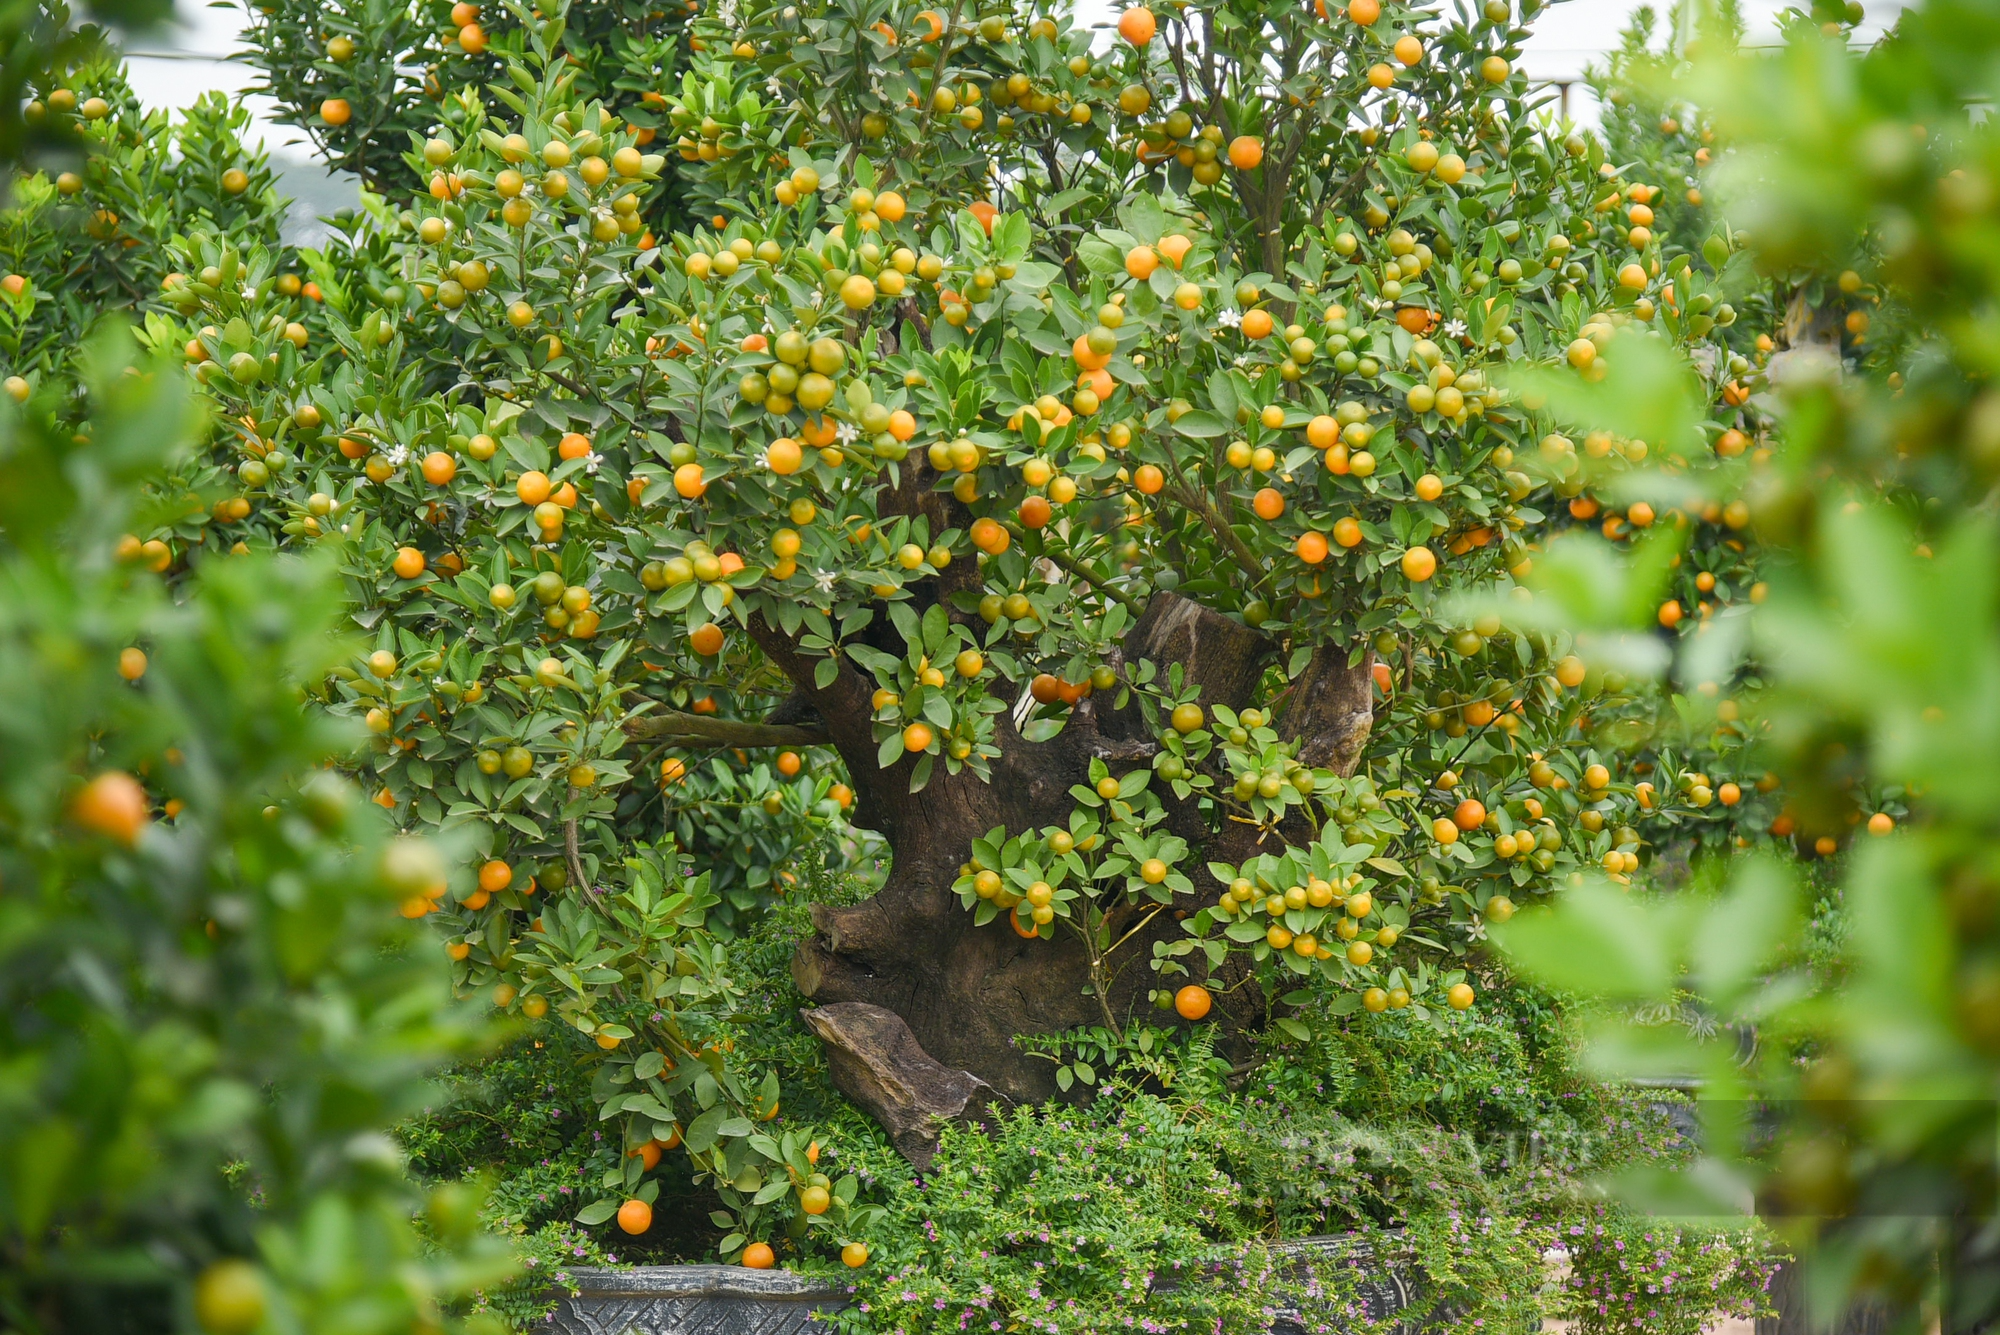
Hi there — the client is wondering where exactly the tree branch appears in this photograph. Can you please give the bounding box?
[1090,736,1159,762]
[622,709,829,748]
[1004,519,1141,612]
[563,812,597,896]
[1163,477,1266,588]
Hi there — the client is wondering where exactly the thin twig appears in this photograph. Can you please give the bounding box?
[1104,903,1168,960]
[563,809,597,896]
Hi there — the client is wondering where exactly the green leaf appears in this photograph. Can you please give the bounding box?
[1019,324,1070,356]
[1119,194,1166,240]
[1845,838,1957,1023]
[625,1095,674,1122]
[922,692,954,730]
[684,1105,728,1152]
[1172,410,1231,439]
[1205,371,1237,421]
[1077,236,1122,274]
[1693,856,1800,1004]
[1492,880,1677,1000]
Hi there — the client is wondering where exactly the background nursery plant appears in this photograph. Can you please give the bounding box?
[242,0,692,217]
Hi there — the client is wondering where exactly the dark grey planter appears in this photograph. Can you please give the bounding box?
[542,1265,846,1334]
[540,1242,1432,1335]
[1268,1234,1437,1333]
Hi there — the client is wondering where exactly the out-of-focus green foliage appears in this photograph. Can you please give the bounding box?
[0,332,516,1334]
[0,0,170,180]
[0,10,525,1335]
[5,2,889,1263]
[1,50,286,387]
[1496,0,2000,1323]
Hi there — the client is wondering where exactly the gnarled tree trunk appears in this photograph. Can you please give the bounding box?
[751,577,1376,1103]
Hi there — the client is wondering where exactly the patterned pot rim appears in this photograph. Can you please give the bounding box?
[551,1265,839,1301]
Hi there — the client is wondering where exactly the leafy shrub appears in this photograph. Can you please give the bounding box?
[2,50,285,386]
[405,863,1778,1333]
[798,1012,1777,1334]
[0,331,517,1334]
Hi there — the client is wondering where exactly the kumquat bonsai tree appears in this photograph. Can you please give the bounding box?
[44,0,1996,1319]
[144,0,1798,1266]
[392,0,1781,1102]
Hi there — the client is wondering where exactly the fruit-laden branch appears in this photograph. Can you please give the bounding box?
[1164,477,1266,587]
[622,710,830,748]
[1004,519,1141,612]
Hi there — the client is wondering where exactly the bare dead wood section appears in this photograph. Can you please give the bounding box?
[1281,643,1376,777]
[800,1003,1002,1169]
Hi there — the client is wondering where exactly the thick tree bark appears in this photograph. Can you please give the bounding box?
[762,583,1377,1103]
